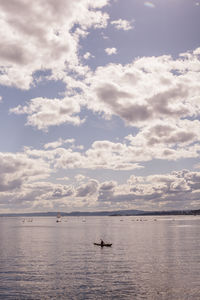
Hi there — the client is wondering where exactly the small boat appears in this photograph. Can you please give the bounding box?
[56,212,62,222]
[93,242,112,247]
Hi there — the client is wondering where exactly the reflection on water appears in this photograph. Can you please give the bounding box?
[0,216,200,299]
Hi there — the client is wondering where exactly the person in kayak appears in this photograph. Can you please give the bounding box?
[100,239,104,246]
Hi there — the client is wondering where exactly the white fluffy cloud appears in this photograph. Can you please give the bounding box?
[10,47,200,141]
[0,152,50,192]
[111,19,134,30]
[24,139,144,171]
[105,47,117,55]
[22,128,200,172]
[83,52,93,60]
[1,157,199,211]
[10,96,84,131]
[96,170,200,210]
[125,119,200,161]
[43,138,75,149]
[52,185,74,198]
[0,0,109,89]
[85,50,200,127]
[0,143,199,212]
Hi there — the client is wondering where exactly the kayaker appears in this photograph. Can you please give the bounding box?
[100,239,104,246]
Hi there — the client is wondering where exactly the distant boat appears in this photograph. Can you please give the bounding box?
[94,242,112,247]
[56,212,61,222]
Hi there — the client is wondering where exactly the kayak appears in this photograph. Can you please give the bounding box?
[94,243,112,247]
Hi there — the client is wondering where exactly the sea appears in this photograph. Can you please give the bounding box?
[0,215,199,299]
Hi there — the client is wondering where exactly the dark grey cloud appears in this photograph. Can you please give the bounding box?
[148,85,189,118]
[0,44,29,65]
[96,83,132,104]
[147,124,196,146]
[0,178,22,192]
[96,83,152,123]
[76,180,98,197]
[94,82,190,126]
[116,104,151,123]
[98,181,117,202]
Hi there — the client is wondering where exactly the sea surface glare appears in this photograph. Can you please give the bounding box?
[0,216,199,299]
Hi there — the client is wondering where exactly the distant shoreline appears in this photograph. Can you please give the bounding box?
[0,209,199,217]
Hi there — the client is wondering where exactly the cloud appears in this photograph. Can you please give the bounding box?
[83,52,94,60]
[85,50,200,127]
[43,138,75,149]
[11,47,200,135]
[146,124,196,146]
[125,119,200,161]
[23,139,144,171]
[111,19,134,31]
[97,170,200,210]
[105,47,117,55]
[0,151,200,211]
[100,181,117,191]
[85,140,144,170]
[76,180,99,197]
[52,185,74,198]
[194,163,200,169]
[0,0,109,89]
[0,152,50,192]
[2,180,76,212]
[75,174,87,182]
[56,176,70,181]
[23,123,200,173]
[98,181,117,202]
[10,96,84,131]
[6,48,200,178]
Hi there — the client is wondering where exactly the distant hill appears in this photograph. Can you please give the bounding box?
[0,209,144,217]
[0,208,199,217]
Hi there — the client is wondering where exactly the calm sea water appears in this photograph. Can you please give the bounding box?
[0,216,199,299]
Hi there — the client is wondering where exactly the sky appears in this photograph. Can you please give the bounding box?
[0,0,200,213]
